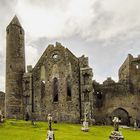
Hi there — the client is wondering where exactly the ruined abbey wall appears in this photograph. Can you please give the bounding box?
[31,43,81,122]
[93,54,140,125]
[4,16,140,125]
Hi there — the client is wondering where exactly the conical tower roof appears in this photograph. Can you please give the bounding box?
[8,15,22,27]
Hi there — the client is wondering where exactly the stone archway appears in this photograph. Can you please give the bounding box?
[111,108,130,126]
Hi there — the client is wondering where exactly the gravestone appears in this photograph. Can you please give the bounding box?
[46,114,55,140]
[109,117,124,140]
[47,130,55,140]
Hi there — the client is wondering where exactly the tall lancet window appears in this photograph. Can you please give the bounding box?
[67,76,72,101]
[83,73,89,85]
[41,80,45,99]
[53,77,59,102]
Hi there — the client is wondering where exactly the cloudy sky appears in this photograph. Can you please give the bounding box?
[1,0,140,92]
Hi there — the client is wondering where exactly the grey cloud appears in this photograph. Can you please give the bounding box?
[0,0,17,21]
[17,0,140,84]
[1,0,140,91]
[29,37,48,49]
[26,0,69,11]
[73,0,140,43]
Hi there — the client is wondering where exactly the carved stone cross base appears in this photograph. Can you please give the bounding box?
[46,130,55,140]
[81,121,89,132]
[109,131,124,140]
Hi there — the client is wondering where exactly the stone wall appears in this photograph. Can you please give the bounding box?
[32,43,81,122]
[92,53,140,126]
[5,15,140,125]
[119,54,140,93]
[93,76,140,125]
[22,65,33,120]
[0,92,5,115]
[119,54,133,82]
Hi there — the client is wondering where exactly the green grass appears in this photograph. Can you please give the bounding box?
[0,120,140,140]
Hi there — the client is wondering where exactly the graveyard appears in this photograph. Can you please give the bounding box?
[0,119,140,140]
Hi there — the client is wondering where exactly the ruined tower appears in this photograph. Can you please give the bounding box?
[5,16,25,118]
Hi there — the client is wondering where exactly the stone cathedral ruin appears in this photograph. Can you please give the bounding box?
[0,16,140,125]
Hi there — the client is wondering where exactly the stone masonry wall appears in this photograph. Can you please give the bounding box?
[32,43,80,122]
[93,77,140,125]
[0,92,5,115]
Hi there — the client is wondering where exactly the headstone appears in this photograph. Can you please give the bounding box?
[113,117,121,131]
[46,114,55,140]
[109,131,124,140]
[46,130,55,140]
[109,117,124,140]
[81,121,89,132]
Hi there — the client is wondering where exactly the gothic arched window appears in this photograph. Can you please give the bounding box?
[24,80,29,91]
[53,77,59,102]
[96,91,103,108]
[41,80,45,99]
[67,77,72,101]
[83,73,89,85]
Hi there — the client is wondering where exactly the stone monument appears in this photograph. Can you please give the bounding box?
[134,119,137,131]
[81,112,89,132]
[46,114,55,140]
[109,117,124,140]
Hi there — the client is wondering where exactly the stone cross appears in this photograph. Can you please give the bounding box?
[81,109,89,132]
[47,114,52,131]
[134,119,137,130]
[109,117,124,140]
[84,112,87,122]
[47,130,55,140]
[46,114,55,140]
[112,117,121,131]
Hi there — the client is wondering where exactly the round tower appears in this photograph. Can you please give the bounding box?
[5,15,25,119]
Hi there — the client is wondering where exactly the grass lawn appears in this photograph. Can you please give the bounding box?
[0,120,140,140]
